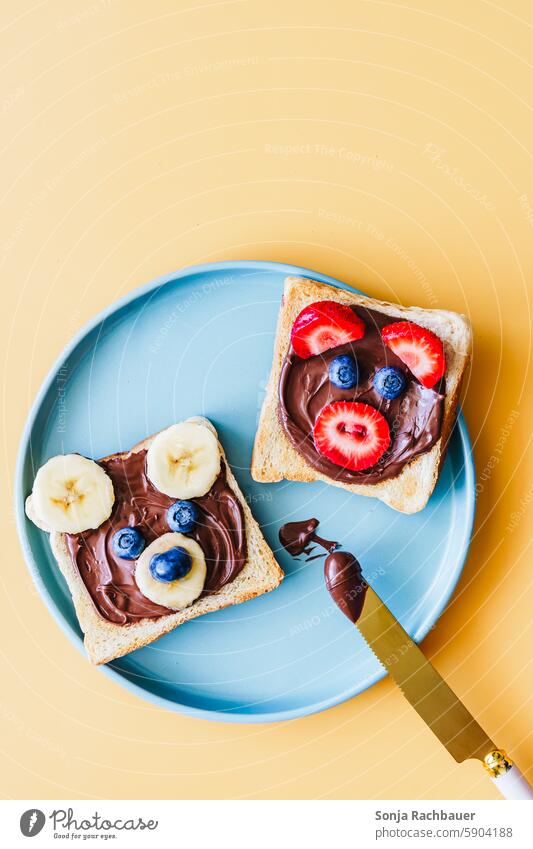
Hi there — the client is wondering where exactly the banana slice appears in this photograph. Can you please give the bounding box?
[30,454,114,534]
[135,532,207,610]
[146,421,220,499]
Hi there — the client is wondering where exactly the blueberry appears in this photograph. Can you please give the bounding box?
[373,366,406,400]
[328,354,359,389]
[166,500,198,533]
[112,527,146,560]
[149,547,192,583]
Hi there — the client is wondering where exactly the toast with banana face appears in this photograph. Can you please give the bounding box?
[26,417,283,664]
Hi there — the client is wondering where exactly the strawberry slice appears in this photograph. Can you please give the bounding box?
[313,401,390,472]
[381,321,445,388]
[291,300,365,359]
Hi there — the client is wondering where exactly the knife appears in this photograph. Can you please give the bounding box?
[325,552,533,799]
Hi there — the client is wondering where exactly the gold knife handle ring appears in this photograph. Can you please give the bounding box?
[483,749,514,777]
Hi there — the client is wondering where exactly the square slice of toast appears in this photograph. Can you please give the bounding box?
[251,277,472,513]
[27,417,283,664]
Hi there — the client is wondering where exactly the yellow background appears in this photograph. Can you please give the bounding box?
[1,0,532,800]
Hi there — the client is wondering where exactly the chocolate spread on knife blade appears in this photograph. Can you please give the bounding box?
[278,517,337,558]
[324,551,368,624]
[279,517,366,623]
[278,305,445,483]
[65,451,247,625]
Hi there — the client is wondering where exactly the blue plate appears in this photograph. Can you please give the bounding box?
[16,261,475,723]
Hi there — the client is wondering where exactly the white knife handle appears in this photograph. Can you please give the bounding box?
[490,764,533,800]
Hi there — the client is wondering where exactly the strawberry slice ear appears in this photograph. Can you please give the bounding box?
[291,301,365,359]
[381,321,445,389]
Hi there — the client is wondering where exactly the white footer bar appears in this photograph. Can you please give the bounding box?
[3,799,532,848]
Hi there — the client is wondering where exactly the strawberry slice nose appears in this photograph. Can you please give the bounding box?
[314,401,390,472]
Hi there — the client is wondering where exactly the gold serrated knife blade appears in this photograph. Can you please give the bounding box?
[355,584,533,799]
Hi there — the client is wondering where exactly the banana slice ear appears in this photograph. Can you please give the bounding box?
[28,454,115,534]
[146,421,221,499]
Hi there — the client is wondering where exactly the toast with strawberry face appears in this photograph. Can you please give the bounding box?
[251,277,472,514]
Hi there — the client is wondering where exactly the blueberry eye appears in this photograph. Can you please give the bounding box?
[112,527,146,560]
[328,354,359,389]
[150,547,192,583]
[373,366,406,400]
[166,500,198,533]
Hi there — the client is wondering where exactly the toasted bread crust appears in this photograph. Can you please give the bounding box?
[251,277,472,513]
[29,418,283,664]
